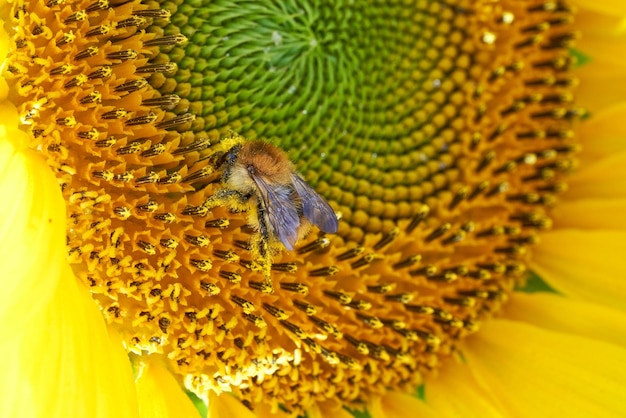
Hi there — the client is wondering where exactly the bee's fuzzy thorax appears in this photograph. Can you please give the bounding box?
[237,141,294,183]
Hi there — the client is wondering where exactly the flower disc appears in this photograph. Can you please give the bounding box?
[4,0,580,414]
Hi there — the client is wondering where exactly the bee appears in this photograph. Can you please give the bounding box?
[213,140,338,251]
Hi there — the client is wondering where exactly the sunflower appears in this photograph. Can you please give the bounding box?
[1,0,625,417]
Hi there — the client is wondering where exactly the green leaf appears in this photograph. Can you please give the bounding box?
[517,271,559,294]
[186,390,208,418]
[570,48,591,68]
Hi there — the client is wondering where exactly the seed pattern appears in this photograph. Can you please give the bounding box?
[5,0,580,414]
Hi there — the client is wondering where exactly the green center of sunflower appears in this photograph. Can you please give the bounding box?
[156,0,485,240]
[4,0,580,414]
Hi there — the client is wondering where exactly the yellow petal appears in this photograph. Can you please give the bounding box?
[566,150,626,200]
[0,116,66,334]
[0,25,8,101]
[370,373,506,418]
[308,402,354,418]
[463,319,626,417]
[0,116,139,417]
[1,263,141,418]
[369,393,433,418]
[551,199,626,229]
[504,292,626,347]
[208,392,257,418]
[576,103,626,164]
[135,358,201,418]
[572,0,626,17]
[575,63,626,114]
[530,229,626,312]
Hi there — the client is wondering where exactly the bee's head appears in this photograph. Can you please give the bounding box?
[213,144,242,179]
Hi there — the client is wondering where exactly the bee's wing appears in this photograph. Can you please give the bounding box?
[292,174,338,233]
[251,173,300,250]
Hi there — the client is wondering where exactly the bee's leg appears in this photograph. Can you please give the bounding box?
[182,189,249,216]
[251,200,273,291]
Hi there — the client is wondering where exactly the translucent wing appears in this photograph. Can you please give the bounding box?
[250,173,300,250]
[291,174,338,233]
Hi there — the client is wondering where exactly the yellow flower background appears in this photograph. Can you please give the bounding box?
[1,0,626,417]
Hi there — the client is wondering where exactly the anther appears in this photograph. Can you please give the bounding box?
[102,109,127,120]
[310,316,342,337]
[144,34,188,47]
[309,266,340,277]
[87,66,112,80]
[74,46,98,60]
[297,238,330,254]
[279,320,308,339]
[449,186,468,210]
[356,313,383,328]
[153,212,176,223]
[132,9,171,18]
[185,234,210,247]
[323,290,352,304]
[142,95,181,109]
[476,150,496,173]
[494,245,526,256]
[489,124,508,141]
[219,271,242,284]
[542,32,578,49]
[86,24,112,37]
[141,144,166,158]
[157,172,181,184]
[136,201,158,213]
[135,171,159,185]
[242,313,266,328]
[248,281,274,293]
[115,16,146,29]
[528,2,557,13]
[213,250,239,262]
[351,253,378,269]
[424,223,451,242]
[159,238,178,249]
[336,246,364,261]
[426,272,458,283]
[80,92,102,104]
[172,138,211,155]
[345,335,369,354]
[116,142,142,155]
[113,206,131,219]
[106,49,138,61]
[374,228,399,250]
[50,64,72,75]
[231,296,255,314]
[205,218,229,229]
[441,231,466,245]
[280,282,309,294]
[486,182,509,197]
[190,259,212,272]
[405,204,429,233]
[466,269,491,280]
[136,63,177,74]
[409,265,437,277]
[346,300,372,310]
[64,11,88,24]
[392,255,421,270]
[443,297,475,307]
[293,300,316,315]
[158,317,170,333]
[56,32,76,47]
[156,113,195,129]
[115,79,148,93]
[366,283,394,294]
[263,303,289,320]
[126,113,158,126]
[385,293,414,303]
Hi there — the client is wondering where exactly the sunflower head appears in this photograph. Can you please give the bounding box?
[4,0,582,414]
